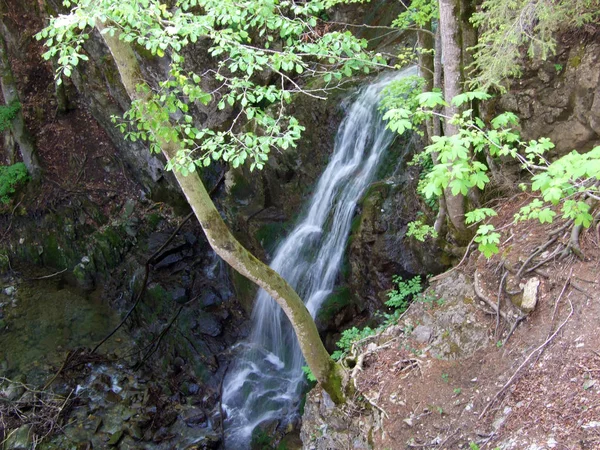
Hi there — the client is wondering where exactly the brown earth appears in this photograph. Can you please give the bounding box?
[354,194,600,449]
[0,1,139,219]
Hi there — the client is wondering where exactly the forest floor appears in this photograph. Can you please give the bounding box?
[353,195,600,449]
[0,0,138,221]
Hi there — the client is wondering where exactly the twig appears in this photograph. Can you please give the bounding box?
[496,272,508,338]
[92,211,194,354]
[480,297,574,419]
[473,271,510,323]
[25,268,67,281]
[515,235,557,281]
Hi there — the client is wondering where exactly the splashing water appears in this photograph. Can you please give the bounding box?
[222,67,417,448]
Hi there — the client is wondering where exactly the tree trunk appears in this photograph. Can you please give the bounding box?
[439,0,466,235]
[417,22,434,143]
[95,21,346,403]
[0,28,41,179]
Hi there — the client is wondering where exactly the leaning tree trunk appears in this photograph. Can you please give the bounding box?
[0,28,41,179]
[95,21,346,403]
[432,24,448,235]
[439,0,467,236]
[417,22,434,143]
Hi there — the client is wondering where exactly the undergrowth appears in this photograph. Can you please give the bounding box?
[303,275,431,380]
[0,163,29,204]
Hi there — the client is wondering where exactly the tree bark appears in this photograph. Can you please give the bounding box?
[417,22,434,143]
[439,0,466,235]
[0,27,41,179]
[95,21,346,403]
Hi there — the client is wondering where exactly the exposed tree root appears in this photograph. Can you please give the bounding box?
[474,271,511,324]
[479,296,574,420]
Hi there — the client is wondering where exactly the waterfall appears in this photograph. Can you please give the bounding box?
[222,67,416,448]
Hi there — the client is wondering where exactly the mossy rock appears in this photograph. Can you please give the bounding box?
[255,222,288,253]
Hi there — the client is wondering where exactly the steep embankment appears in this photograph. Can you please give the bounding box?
[302,33,600,450]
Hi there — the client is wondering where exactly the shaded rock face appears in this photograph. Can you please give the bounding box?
[407,272,491,360]
[347,163,448,312]
[300,388,376,450]
[497,39,600,156]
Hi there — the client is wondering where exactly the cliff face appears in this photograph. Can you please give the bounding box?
[497,38,600,156]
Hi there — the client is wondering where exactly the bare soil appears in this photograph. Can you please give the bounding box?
[1,1,138,218]
[356,194,600,449]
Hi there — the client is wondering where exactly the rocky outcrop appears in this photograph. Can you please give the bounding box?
[348,164,449,312]
[497,39,600,156]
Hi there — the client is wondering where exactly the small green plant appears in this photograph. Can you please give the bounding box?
[0,163,29,204]
[301,365,317,382]
[441,373,449,383]
[453,387,462,395]
[0,101,21,133]
[386,275,422,310]
[331,326,376,360]
[469,443,499,450]
[554,63,563,72]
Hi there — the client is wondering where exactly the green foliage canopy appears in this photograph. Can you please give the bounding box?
[38,0,387,174]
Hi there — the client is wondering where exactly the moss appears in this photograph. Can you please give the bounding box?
[41,234,67,269]
[229,170,254,201]
[255,222,288,252]
[147,212,162,230]
[359,181,390,209]
[568,45,585,69]
[231,269,258,314]
[317,286,353,324]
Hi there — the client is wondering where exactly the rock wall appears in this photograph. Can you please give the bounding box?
[497,38,600,156]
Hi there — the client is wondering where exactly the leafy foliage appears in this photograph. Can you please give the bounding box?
[0,101,21,133]
[470,0,600,91]
[385,275,422,309]
[381,80,600,258]
[38,0,387,174]
[392,0,438,29]
[0,163,29,204]
[330,275,426,362]
[331,326,375,361]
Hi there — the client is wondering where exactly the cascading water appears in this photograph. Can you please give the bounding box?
[222,67,417,448]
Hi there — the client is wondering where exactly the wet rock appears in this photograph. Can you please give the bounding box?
[520,277,540,313]
[3,286,15,296]
[181,381,201,396]
[170,287,188,304]
[107,429,124,446]
[348,174,448,313]
[196,313,223,337]
[198,288,222,307]
[4,424,33,449]
[106,390,123,403]
[155,253,186,269]
[182,407,207,427]
[127,422,144,440]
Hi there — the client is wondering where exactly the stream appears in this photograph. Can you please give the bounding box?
[222,68,417,448]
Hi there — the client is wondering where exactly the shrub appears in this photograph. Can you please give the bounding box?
[0,163,29,204]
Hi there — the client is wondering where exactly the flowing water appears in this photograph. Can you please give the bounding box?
[222,68,417,447]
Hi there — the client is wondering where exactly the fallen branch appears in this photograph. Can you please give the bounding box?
[25,268,68,281]
[473,271,510,324]
[479,297,574,419]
